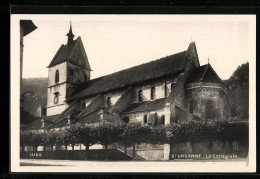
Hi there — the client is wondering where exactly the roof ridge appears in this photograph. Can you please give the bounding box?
[85,50,187,82]
[47,44,64,68]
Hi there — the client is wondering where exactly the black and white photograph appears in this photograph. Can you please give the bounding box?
[11,15,256,172]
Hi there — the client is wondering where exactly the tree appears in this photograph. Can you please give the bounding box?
[121,123,151,160]
[42,130,57,151]
[95,122,125,160]
[225,62,249,118]
[64,126,81,150]
[20,130,32,151]
[67,124,98,159]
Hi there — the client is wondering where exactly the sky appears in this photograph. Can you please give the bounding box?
[16,15,255,80]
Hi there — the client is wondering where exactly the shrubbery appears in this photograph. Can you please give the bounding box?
[20,120,248,159]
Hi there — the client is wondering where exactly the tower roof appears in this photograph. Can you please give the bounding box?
[66,22,74,45]
[47,36,91,70]
[185,63,222,84]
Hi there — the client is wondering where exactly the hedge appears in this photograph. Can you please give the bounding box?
[20,120,248,152]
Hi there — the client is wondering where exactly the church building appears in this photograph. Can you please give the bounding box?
[44,24,230,130]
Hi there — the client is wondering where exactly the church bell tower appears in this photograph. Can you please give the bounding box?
[46,23,92,116]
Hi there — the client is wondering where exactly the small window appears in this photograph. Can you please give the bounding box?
[138,90,143,102]
[171,83,175,90]
[143,115,147,124]
[151,87,156,100]
[107,97,112,107]
[55,70,59,83]
[160,115,165,125]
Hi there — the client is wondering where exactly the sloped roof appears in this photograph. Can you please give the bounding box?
[50,117,78,128]
[122,98,166,114]
[45,114,59,122]
[185,64,222,84]
[20,20,37,36]
[51,100,81,124]
[74,110,112,124]
[47,37,91,70]
[21,118,54,130]
[67,51,187,101]
[77,94,105,119]
[74,110,100,124]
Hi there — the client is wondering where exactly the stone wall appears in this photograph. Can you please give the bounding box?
[48,62,67,87]
[47,62,68,116]
[111,87,133,114]
[47,102,68,116]
[47,83,68,116]
[133,76,178,103]
[103,89,125,107]
[122,108,166,124]
[186,83,228,119]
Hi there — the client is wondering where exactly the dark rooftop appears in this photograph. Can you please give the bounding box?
[47,37,91,70]
[122,98,166,114]
[185,64,222,84]
[67,51,187,101]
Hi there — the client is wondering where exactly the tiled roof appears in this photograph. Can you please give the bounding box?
[74,110,112,124]
[67,51,187,101]
[47,37,91,70]
[51,100,81,124]
[185,64,222,84]
[74,110,100,124]
[50,117,78,128]
[77,94,105,119]
[122,98,166,114]
[45,114,59,122]
[21,118,54,130]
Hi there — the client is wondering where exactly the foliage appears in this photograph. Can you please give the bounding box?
[20,120,248,149]
[225,62,249,118]
[226,62,249,89]
[42,130,57,146]
[95,122,125,147]
[20,130,44,147]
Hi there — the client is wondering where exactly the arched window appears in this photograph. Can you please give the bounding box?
[138,90,143,102]
[151,87,156,100]
[143,115,147,124]
[107,97,112,107]
[55,70,59,83]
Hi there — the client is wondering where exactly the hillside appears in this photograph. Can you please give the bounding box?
[21,77,48,115]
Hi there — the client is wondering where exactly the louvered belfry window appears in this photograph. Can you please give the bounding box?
[55,70,59,83]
